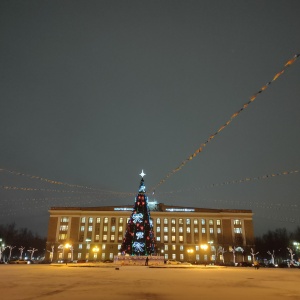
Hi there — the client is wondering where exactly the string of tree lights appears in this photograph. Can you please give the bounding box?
[152,54,300,192]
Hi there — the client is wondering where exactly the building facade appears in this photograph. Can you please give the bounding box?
[46,202,254,264]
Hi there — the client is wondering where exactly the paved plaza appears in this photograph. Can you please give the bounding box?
[1,264,300,300]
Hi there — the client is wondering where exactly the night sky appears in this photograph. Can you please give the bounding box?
[1,0,299,238]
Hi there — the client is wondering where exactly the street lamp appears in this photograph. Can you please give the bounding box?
[187,248,194,262]
[92,246,99,261]
[65,243,73,262]
[200,244,208,265]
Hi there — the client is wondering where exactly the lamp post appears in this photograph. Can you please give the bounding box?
[200,244,208,265]
[65,243,73,262]
[92,246,99,261]
[187,248,194,262]
[85,238,91,261]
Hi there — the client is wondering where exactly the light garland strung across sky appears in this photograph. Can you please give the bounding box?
[152,54,300,192]
[0,167,134,197]
[0,167,128,196]
[156,169,299,195]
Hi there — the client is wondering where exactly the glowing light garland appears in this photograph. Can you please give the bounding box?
[152,54,300,191]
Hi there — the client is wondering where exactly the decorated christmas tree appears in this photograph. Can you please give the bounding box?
[120,170,156,255]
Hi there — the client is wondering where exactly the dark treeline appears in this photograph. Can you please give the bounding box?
[255,226,300,262]
[0,223,46,260]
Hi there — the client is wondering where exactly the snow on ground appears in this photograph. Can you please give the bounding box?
[1,264,300,300]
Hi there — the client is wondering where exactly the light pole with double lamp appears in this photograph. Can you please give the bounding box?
[65,243,73,262]
[200,244,208,265]
[92,246,99,261]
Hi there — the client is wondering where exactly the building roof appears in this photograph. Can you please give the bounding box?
[49,202,252,214]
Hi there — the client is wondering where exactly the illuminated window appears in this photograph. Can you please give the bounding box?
[60,217,69,223]
[78,244,83,249]
[93,253,97,259]
[164,218,168,224]
[156,227,161,233]
[179,227,183,233]
[180,254,184,260]
[201,219,206,225]
[81,217,86,223]
[104,218,108,224]
[110,235,115,241]
[180,245,184,251]
[103,226,108,232]
[118,245,121,250]
[196,254,199,261]
[118,235,122,241]
[194,219,198,225]
[171,219,176,224]
[59,225,68,231]
[164,235,168,242]
[77,253,81,259]
[85,253,89,259]
[171,236,176,242]
[58,234,67,240]
[101,253,105,260]
[209,219,213,225]
[187,227,191,233]
[217,228,221,234]
[103,235,107,241]
[210,228,214,234]
[118,226,123,232]
[96,218,101,223]
[234,228,242,234]
[172,245,176,250]
[157,218,161,224]
[58,253,62,259]
[171,227,176,233]
[165,254,168,260]
[89,217,93,223]
[86,244,90,249]
[111,226,116,232]
[119,217,123,224]
[194,228,198,233]
[109,253,114,260]
[172,254,176,260]
[186,218,191,225]
[164,245,168,251]
[95,235,99,241]
[80,226,85,232]
[156,236,161,241]
[234,220,242,225]
[195,245,199,251]
[164,227,168,233]
[202,228,206,233]
[179,236,183,242]
[102,245,106,250]
[216,219,221,226]
[179,218,183,225]
[88,226,93,232]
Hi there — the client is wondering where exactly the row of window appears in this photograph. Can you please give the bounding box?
[61,216,243,226]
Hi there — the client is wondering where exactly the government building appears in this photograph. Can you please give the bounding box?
[46,201,254,264]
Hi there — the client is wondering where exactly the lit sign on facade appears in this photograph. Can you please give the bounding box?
[166,208,195,212]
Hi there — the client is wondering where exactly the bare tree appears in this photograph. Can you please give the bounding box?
[47,245,54,262]
[19,246,25,260]
[7,245,16,261]
[250,248,259,264]
[0,245,8,262]
[27,248,38,260]
[287,248,295,264]
[267,250,275,265]
[217,246,226,264]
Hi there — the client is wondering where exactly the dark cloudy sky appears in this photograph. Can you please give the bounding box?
[1,0,299,237]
